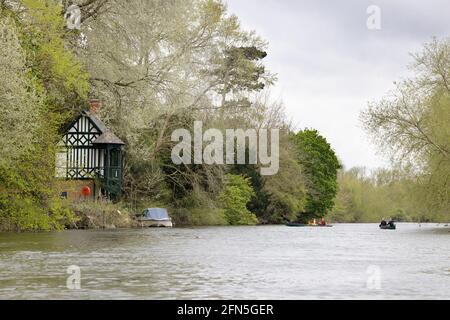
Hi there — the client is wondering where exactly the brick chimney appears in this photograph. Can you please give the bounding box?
[89,99,101,113]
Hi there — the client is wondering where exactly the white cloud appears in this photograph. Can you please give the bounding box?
[226,0,450,169]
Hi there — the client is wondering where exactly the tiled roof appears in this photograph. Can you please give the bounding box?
[93,131,125,145]
[82,111,125,145]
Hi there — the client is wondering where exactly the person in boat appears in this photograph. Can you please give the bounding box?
[380,219,387,227]
[388,220,395,228]
[319,218,326,226]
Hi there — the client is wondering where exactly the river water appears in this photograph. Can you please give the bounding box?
[0,223,448,299]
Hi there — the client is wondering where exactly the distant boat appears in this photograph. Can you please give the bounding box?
[379,224,396,230]
[379,221,396,230]
[286,222,333,227]
[137,208,173,227]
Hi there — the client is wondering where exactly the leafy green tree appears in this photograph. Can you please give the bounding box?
[231,133,306,224]
[224,96,306,223]
[19,0,89,112]
[361,39,450,218]
[262,144,306,223]
[219,174,257,225]
[292,129,341,219]
[75,0,274,206]
[1,0,316,229]
[210,45,274,108]
[0,1,88,231]
[328,167,442,223]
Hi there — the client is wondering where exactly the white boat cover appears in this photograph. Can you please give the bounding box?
[143,208,170,220]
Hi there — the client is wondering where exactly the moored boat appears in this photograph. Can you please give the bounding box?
[137,208,173,227]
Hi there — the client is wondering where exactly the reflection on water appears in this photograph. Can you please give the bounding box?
[0,223,449,299]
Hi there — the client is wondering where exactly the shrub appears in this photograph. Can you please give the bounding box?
[219,174,258,225]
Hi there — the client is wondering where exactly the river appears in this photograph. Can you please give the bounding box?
[0,223,448,299]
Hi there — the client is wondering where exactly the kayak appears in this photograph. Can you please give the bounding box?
[286,222,333,227]
[379,224,396,230]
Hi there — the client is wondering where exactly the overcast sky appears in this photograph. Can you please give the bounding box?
[225,0,450,169]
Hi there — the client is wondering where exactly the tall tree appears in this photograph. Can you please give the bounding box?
[361,39,450,216]
[226,95,306,223]
[0,1,85,231]
[71,0,277,208]
[292,129,341,220]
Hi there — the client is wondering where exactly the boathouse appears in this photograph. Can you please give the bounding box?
[55,100,125,201]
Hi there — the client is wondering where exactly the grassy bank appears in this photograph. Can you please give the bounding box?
[68,201,230,229]
[70,201,138,229]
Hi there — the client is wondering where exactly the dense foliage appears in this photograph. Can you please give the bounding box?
[1,0,446,231]
[219,174,258,225]
[292,129,341,220]
[334,38,450,223]
[0,0,307,229]
[0,1,87,231]
[330,166,447,223]
[361,39,450,221]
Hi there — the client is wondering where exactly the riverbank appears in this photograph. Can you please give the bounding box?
[1,199,446,232]
[70,201,138,229]
[67,201,450,230]
[69,202,230,229]
[68,205,449,230]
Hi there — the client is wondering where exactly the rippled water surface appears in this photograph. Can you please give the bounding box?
[0,223,449,299]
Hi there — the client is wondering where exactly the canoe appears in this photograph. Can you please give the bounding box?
[286,222,333,227]
[379,224,396,230]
